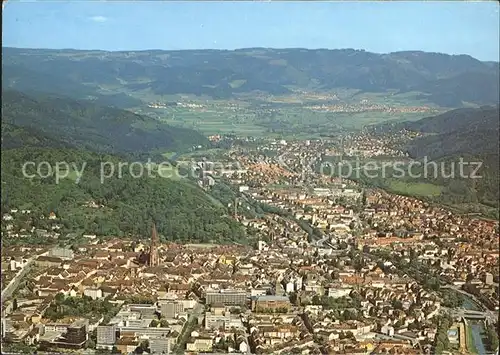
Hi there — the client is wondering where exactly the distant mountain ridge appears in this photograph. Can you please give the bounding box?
[3,47,499,107]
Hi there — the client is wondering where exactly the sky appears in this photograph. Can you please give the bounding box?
[2,1,499,61]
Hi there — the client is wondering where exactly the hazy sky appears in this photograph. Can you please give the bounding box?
[3,1,499,61]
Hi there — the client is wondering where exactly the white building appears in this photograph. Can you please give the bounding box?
[84,288,103,300]
[328,287,352,299]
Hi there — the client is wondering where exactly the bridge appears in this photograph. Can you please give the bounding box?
[450,309,487,320]
[441,285,498,323]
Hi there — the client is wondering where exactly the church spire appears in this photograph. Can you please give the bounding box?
[149,221,159,267]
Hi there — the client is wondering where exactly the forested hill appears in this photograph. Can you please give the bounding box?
[3,47,499,107]
[1,122,73,150]
[404,105,499,135]
[1,91,248,244]
[1,90,208,155]
[403,106,499,159]
[1,148,245,245]
[404,107,498,211]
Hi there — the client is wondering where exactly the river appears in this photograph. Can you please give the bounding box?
[462,295,488,355]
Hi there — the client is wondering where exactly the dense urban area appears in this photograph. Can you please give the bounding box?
[2,132,499,354]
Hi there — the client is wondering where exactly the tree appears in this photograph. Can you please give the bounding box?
[433,315,452,354]
[368,307,377,317]
[311,295,321,305]
[135,339,150,354]
[343,309,355,320]
[353,257,364,273]
[55,293,65,303]
[408,321,421,331]
[214,337,233,352]
[440,290,462,308]
[409,248,417,260]
[1,343,36,354]
[276,307,288,314]
[345,331,355,340]
[86,338,96,349]
[486,324,499,351]
[391,299,403,310]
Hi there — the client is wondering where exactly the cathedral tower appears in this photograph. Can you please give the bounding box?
[149,222,159,267]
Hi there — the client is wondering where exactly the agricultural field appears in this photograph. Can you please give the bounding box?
[109,84,443,139]
[383,180,444,197]
[135,95,434,139]
[350,90,439,107]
